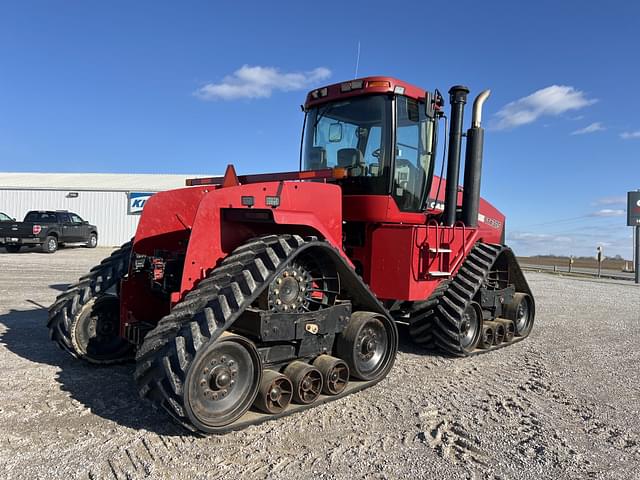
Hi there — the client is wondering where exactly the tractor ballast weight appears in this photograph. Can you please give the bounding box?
[48,76,534,433]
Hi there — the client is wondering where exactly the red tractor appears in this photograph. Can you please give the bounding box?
[48,77,534,433]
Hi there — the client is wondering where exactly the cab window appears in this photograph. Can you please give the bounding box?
[393,96,436,212]
[302,95,391,194]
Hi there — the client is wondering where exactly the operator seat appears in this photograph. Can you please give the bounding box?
[337,148,363,167]
[337,148,366,176]
[307,146,327,170]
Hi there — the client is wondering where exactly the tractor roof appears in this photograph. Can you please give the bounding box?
[304,76,426,109]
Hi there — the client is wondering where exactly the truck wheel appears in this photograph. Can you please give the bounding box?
[86,233,98,248]
[5,245,21,253]
[42,235,58,253]
[48,241,133,363]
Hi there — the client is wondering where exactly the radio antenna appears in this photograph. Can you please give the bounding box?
[354,41,361,78]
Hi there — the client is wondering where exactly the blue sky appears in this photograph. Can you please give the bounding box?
[1,1,639,258]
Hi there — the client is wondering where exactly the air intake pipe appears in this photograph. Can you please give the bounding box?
[442,85,470,226]
[461,89,491,227]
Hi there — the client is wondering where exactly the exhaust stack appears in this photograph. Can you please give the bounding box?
[442,85,470,226]
[461,89,491,227]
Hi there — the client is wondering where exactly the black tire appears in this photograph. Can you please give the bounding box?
[48,241,133,363]
[336,311,397,381]
[5,245,21,253]
[86,233,98,248]
[42,235,58,253]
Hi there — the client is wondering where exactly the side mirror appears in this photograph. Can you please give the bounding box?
[425,90,444,118]
[328,123,343,142]
[425,92,435,118]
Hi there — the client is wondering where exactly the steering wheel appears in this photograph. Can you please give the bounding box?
[371,148,381,159]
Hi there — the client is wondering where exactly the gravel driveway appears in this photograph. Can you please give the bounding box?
[1,247,639,479]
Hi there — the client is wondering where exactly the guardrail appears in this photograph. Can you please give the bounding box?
[520,263,635,281]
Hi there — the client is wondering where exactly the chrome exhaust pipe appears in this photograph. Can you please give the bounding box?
[461,89,491,227]
[471,89,491,128]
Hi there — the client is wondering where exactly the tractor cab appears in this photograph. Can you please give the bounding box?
[301,77,443,213]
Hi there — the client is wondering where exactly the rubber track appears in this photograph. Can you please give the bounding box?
[407,280,450,344]
[408,243,534,356]
[47,241,133,363]
[134,234,396,432]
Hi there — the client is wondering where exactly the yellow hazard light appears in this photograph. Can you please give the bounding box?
[367,81,390,88]
[332,167,348,179]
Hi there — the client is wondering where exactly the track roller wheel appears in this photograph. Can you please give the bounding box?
[184,333,262,432]
[478,324,494,349]
[459,302,483,354]
[313,355,349,395]
[504,293,534,337]
[284,361,323,405]
[70,295,134,363]
[254,370,293,414]
[485,320,505,344]
[337,311,396,381]
[496,319,515,342]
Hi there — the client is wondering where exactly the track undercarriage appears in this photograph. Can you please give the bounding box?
[404,242,534,356]
[49,235,399,433]
[48,236,533,434]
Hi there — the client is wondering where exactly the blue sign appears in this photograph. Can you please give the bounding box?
[128,192,155,215]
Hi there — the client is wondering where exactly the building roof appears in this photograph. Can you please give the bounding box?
[0,172,213,192]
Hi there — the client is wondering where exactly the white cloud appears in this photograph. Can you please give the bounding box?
[491,85,597,130]
[592,196,626,206]
[620,130,640,139]
[571,122,605,135]
[589,209,625,217]
[194,65,331,101]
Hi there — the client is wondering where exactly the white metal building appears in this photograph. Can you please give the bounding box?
[0,172,208,246]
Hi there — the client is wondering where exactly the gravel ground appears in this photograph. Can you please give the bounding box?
[0,247,639,480]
